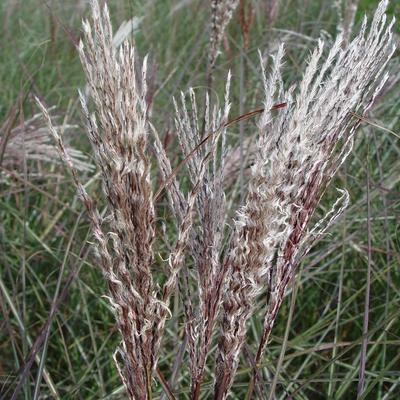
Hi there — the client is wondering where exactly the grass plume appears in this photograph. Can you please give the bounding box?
[33,0,396,398]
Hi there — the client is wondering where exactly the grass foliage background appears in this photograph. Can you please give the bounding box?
[0,0,399,398]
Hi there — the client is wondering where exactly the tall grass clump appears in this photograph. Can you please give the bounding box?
[37,0,396,398]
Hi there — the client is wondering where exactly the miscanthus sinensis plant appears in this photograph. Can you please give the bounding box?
[37,0,396,398]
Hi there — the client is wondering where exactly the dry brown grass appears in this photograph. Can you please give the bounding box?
[37,0,396,398]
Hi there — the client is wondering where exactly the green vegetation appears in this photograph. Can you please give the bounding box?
[1,0,399,399]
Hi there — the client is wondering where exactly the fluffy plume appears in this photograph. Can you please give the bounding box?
[0,110,92,176]
[37,0,395,399]
[214,1,395,397]
[207,0,239,90]
[39,1,161,397]
[154,74,232,398]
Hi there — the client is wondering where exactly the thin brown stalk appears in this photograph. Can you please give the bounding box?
[357,149,372,397]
